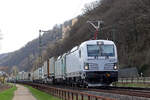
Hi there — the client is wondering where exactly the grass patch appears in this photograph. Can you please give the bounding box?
[25,85,60,100]
[0,85,17,100]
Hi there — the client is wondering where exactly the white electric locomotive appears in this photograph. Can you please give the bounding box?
[55,39,118,87]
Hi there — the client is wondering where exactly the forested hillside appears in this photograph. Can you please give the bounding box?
[0,0,150,76]
[44,0,150,76]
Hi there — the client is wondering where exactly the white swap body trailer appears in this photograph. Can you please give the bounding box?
[43,58,55,78]
[49,57,55,78]
[55,56,63,81]
[18,71,25,80]
[54,55,66,84]
[24,72,30,80]
[33,67,44,83]
[43,57,55,83]
[65,40,118,87]
[43,61,48,78]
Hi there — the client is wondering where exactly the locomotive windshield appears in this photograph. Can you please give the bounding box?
[87,45,115,57]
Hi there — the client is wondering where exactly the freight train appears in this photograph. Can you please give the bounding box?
[15,40,118,87]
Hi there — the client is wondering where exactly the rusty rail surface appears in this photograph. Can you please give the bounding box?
[25,83,115,100]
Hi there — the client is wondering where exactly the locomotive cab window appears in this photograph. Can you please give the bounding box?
[101,45,115,57]
[87,45,99,57]
[87,45,115,57]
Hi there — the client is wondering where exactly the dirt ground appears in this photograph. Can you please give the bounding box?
[0,84,11,92]
[12,84,37,100]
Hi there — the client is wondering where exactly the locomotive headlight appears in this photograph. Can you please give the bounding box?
[84,66,89,70]
[84,63,89,70]
[113,63,118,70]
[113,65,117,70]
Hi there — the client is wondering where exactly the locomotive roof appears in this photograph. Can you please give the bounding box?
[80,39,115,46]
[56,40,115,58]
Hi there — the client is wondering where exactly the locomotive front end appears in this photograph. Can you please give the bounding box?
[83,40,118,87]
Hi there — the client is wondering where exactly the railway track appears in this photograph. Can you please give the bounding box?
[64,86,150,98]
[87,87,150,98]
[23,83,150,99]
[43,84,150,98]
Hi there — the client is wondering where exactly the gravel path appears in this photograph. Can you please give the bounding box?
[12,84,36,100]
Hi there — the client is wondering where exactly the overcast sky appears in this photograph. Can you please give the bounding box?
[0,0,97,54]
